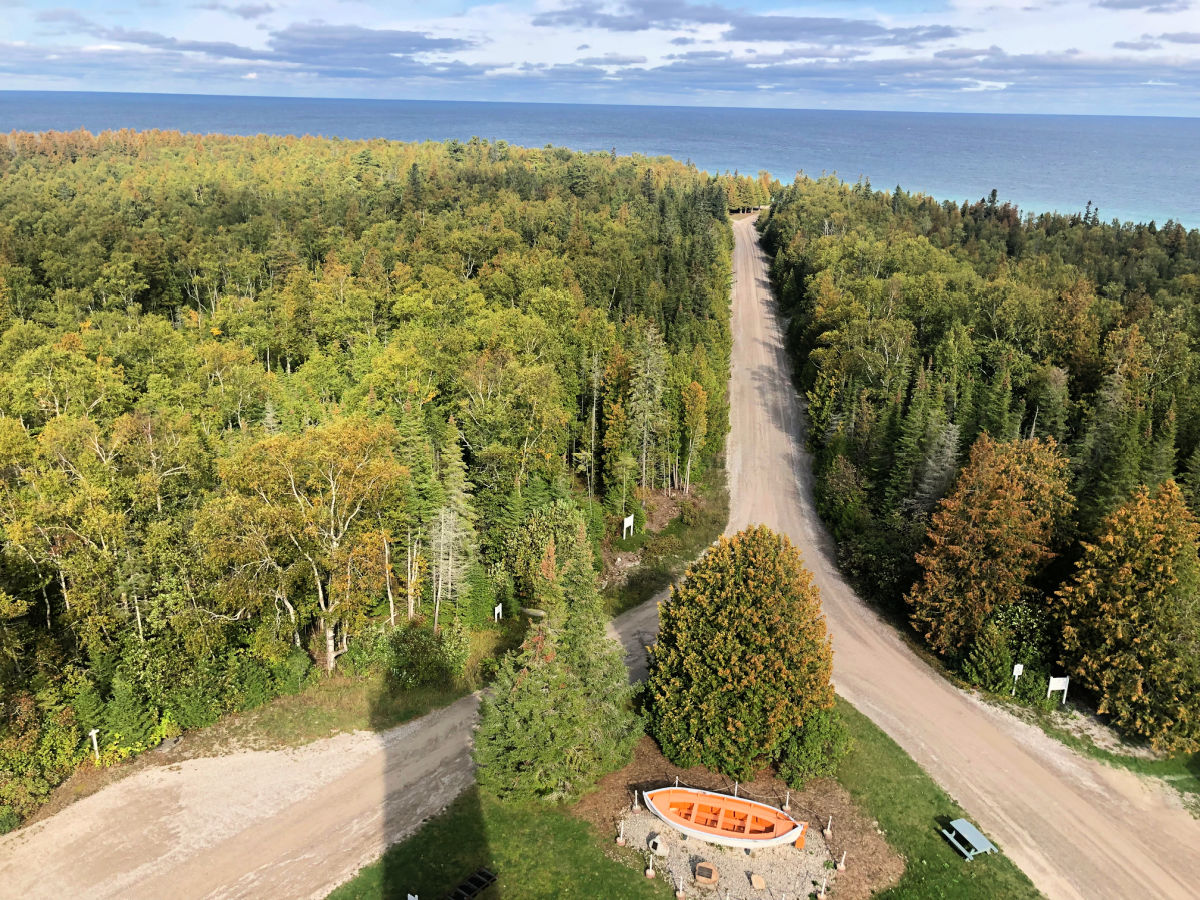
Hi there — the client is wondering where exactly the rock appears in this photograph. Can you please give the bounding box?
[750,873,766,890]
[695,862,718,886]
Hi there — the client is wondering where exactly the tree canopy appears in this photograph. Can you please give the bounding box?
[761,174,1200,748]
[1057,481,1200,751]
[0,130,739,828]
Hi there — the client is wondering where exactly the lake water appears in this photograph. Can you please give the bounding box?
[2,90,1197,227]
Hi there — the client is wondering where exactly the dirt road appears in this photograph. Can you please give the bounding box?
[5,216,1200,900]
[0,695,479,899]
[714,215,1200,899]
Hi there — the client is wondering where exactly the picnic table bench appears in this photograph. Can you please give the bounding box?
[941,818,998,861]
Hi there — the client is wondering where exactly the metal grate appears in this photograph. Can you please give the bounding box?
[443,867,497,899]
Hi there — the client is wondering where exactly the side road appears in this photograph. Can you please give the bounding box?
[0,697,479,900]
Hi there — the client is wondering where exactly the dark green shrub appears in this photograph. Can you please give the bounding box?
[0,805,19,835]
[961,621,1015,693]
[387,618,466,690]
[777,706,851,787]
[235,655,276,711]
[273,649,313,695]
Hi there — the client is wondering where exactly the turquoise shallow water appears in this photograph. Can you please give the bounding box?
[2,90,1197,227]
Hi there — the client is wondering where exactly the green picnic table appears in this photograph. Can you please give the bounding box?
[942,818,998,861]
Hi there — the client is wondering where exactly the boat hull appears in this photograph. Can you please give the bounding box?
[643,787,807,849]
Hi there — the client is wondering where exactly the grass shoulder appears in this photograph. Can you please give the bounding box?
[836,699,1040,899]
[603,462,729,618]
[327,785,672,900]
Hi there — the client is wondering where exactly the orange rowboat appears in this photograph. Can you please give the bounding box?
[643,787,808,849]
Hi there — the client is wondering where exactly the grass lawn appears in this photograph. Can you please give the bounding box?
[327,786,672,900]
[836,699,1041,899]
[603,464,729,617]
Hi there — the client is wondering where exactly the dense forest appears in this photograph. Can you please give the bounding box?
[761,178,1200,752]
[0,130,745,829]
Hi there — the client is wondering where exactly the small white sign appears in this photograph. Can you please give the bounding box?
[493,603,503,623]
[1011,663,1024,696]
[622,514,635,538]
[1047,675,1070,704]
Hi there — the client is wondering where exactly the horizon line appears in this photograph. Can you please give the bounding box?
[3,87,1199,122]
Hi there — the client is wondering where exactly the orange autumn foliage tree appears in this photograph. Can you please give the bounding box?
[646,525,834,781]
[1057,481,1200,751]
[907,435,1073,656]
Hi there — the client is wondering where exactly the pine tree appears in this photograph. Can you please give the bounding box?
[1057,481,1200,750]
[913,419,960,512]
[647,526,834,780]
[961,621,1014,693]
[907,435,1072,656]
[474,588,637,803]
[104,676,157,748]
[885,365,932,510]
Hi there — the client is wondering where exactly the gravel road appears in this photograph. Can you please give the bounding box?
[0,695,479,899]
[712,215,1200,899]
[4,215,1200,900]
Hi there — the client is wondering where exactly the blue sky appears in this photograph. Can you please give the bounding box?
[3,0,1199,114]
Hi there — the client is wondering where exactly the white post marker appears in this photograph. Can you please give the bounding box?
[493,602,503,623]
[408,895,418,900]
[1048,675,1070,704]
[89,728,100,763]
[1011,663,1025,696]
[622,513,635,539]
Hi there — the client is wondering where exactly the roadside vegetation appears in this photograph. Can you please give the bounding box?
[0,131,761,831]
[336,524,1033,900]
[761,177,1200,758]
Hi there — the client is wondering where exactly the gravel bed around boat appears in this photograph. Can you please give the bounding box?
[619,804,834,898]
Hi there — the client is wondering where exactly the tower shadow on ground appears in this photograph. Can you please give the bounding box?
[368,676,499,900]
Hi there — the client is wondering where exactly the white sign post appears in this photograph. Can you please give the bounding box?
[1011,663,1024,696]
[622,514,635,539]
[493,602,503,623]
[1047,675,1070,704]
[89,728,100,763]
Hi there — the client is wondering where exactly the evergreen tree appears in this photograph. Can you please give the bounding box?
[908,435,1072,656]
[104,676,157,748]
[1057,481,1200,750]
[961,621,1015,693]
[647,526,834,780]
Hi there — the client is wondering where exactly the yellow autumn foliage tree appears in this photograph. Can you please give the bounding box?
[907,435,1072,656]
